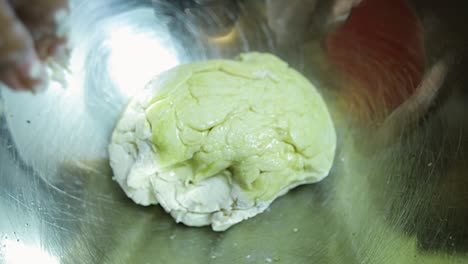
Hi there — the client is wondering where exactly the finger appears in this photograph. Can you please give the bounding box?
[0,0,46,91]
[331,0,362,22]
[377,58,449,147]
[0,69,23,90]
[266,0,319,43]
[10,0,70,61]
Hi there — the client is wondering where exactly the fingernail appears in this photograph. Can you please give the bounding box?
[26,57,43,80]
[37,38,53,60]
[54,9,70,39]
[15,54,48,92]
[29,59,49,94]
[50,42,70,68]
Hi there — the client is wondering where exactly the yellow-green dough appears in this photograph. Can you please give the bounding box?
[109,52,336,231]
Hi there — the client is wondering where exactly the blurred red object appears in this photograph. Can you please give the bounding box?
[325,0,425,121]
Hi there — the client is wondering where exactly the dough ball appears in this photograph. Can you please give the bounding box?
[109,52,336,231]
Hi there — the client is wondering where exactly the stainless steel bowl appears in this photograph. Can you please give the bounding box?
[1,0,468,263]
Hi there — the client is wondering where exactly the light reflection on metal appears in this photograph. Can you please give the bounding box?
[105,25,179,98]
[1,240,59,264]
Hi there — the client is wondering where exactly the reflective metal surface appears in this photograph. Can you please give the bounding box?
[1,0,468,263]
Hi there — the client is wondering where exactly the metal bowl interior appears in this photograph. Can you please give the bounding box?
[1,0,468,263]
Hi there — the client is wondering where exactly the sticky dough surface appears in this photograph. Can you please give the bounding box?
[109,53,336,231]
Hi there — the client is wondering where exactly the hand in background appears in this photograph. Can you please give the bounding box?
[266,0,362,44]
[0,0,69,92]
